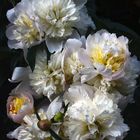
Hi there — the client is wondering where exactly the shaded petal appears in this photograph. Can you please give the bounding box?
[74,0,87,9]
[6,25,17,40]
[7,126,24,139]
[46,38,63,53]
[65,38,82,50]
[75,7,95,34]
[8,40,24,49]
[46,97,63,120]
[78,48,92,67]
[9,67,29,83]
[7,8,16,23]
[80,67,98,83]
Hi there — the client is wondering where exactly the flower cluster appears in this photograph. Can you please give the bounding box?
[5,0,140,140]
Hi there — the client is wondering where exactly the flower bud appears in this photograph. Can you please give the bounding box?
[7,84,34,123]
[37,119,51,131]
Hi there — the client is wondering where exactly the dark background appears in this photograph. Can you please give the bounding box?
[0,0,140,140]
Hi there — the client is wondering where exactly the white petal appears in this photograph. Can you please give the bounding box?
[8,40,24,49]
[65,38,82,50]
[46,38,63,53]
[7,8,16,23]
[46,97,62,120]
[9,67,29,83]
[78,49,92,67]
[64,84,95,103]
[6,25,17,40]
[80,68,98,83]
[7,126,24,139]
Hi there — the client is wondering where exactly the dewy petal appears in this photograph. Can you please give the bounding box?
[46,38,64,53]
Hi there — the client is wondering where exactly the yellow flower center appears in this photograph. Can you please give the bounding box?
[15,14,33,28]
[14,14,40,44]
[91,47,125,72]
[9,97,26,114]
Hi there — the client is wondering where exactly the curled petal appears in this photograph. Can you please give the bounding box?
[8,67,30,83]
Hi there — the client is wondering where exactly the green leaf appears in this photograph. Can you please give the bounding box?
[27,47,37,71]
[27,43,50,71]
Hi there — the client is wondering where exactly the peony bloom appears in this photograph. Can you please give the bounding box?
[7,97,63,140]
[84,30,130,81]
[33,0,95,52]
[63,84,129,140]
[6,0,43,49]
[29,51,65,100]
[7,84,34,123]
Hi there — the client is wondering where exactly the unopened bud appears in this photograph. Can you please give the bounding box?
[37,119,51,131]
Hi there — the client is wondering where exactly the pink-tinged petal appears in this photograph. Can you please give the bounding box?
[7,84,34,124]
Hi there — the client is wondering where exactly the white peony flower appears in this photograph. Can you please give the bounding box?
[7,97,63,140]
[6,0,43,50]
[29,50,65,100]
[33,0,95,52]
[63,84,129,140]
[79,30,130,81]
[7,83,34,124]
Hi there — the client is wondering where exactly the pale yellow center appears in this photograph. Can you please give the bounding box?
[15,14,40,44]
[9,97,26,114]
[91,47,125,72]
[15,14,33,28]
